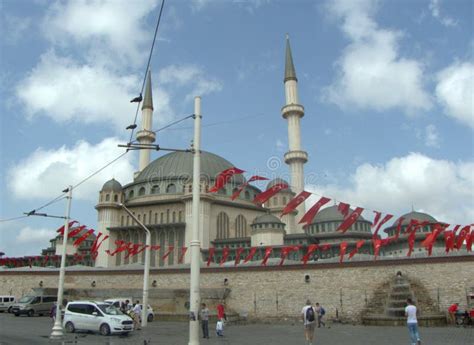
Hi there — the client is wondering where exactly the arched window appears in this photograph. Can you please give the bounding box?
[151,185,160,194]
[114,194,118,202]
[234,215,247,238]
[105,194,110,201]
[172,211,176,223]
[128,190,134,199]
[166,184,176,193]
[138,187,146,196]
[245,191,250,200]
[179,211,183,222]
[188,185,192,193]
[283,196,287,205]
[216,212,230,239]
[218,187,226,195]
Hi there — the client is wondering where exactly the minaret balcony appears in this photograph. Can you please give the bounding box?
[136,129,156,142]
[281,103,304,119]
[284,150,308,164]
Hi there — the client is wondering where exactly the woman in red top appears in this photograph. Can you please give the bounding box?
[217,303,225,321]
[448,303,459,324]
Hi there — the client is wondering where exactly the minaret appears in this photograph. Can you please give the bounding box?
[136,70,156,176]
[282,35,308,232]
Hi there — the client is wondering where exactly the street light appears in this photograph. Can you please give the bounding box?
[118,203,151,328]
[50,185,73,340]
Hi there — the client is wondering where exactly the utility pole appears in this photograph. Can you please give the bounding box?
[50,186,73,340]
[188,96,202,345]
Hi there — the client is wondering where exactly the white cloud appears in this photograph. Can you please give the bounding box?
[16,51,139,130]
[435,61,474,128]
[8,137,135,201]
[307,152,474,225]
[2,15,32,44]
[429,0,457,27]
[42,0,159,67]
[424,124,440,148]
[158,64,223,100]
[324,0,432,114]
[16,226,55,245]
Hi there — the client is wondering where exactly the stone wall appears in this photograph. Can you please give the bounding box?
[1,256,472,323]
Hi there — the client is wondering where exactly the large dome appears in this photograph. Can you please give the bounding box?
[311,205,367,224]
[392,211,437,226]
[135,151,246,184]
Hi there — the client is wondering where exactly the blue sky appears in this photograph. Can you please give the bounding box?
[1,0,473,257]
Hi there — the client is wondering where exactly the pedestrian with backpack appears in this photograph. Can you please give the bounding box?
[301,299,316,345]
[315,302,326,328]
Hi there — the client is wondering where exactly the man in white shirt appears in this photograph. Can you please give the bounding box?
[405,298,421,345]
[301,299,316,345]
[132,301,142,330]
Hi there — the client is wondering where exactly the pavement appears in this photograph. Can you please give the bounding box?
[0,313,472,345]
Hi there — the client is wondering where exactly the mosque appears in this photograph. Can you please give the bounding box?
[91,37,444,268]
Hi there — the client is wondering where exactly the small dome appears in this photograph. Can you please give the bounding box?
[392,211,437,226]
[311,205,367,224]
[252,213,284,225]
[101,179,122,192]
[266,178,290,190]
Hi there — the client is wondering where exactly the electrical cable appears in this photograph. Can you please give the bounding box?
[128,0,166,144]
[0,215,28,223]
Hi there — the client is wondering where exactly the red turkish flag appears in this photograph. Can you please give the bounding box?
[456,225,471,249]
[261,247,273,266]
[348,240,365,259]
[42,255,49,267]
[253,183,289,204]
[234,247,245,266]
[68,225,87,238]
[281,191,311,217]
[106,240,131,256]
[56,221,78,235]
[299,197,331,227]
[124,243,140,259]
[209,167,245,193]
[206,248,215,266]
[407,230,416,257]
[403,219,429,235]
[337,207,364,233]
[161,246,175,260]
[231,176,269,200]
[421,223,448,255]
[150,245,161,251]
[279,245,300,266]
[73,229,94,247]
[466,230,473,252]
[90,232,109,260]
[301,244,318,265]
[444,231,455,253]
[372,214,393,238]
[178,247,188,263]
[339,242,348,263]
[243,247,257,264]
[394,217,405,240]
[220,247,230,266]
[320,244,331,251]
[337,202,350,218]
[373,238,382,260]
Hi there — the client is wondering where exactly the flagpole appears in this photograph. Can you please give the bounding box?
[50,185,73,340]
[188,96,202,345]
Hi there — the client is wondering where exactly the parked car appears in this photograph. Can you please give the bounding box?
[63,301,134,336]
[0,295,16,313]
[11,295,57,317]
[104,298,155,322]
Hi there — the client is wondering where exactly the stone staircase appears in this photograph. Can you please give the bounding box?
[362,274,446,326]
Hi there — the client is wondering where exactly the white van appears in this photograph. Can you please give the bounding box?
[0,296,16,313]
[63,301,134,336]
[104,298,155,322]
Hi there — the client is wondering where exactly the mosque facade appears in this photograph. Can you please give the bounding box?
[94,37,445,268]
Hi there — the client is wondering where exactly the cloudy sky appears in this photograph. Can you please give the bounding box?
[0,0,472,257]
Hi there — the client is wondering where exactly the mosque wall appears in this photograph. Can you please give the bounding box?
[2,256,472,323]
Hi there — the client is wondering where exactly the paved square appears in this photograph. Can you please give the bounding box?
[0,314,472,344]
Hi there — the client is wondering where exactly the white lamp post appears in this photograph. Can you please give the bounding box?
[119,203,151,328]
[50,185,73,340]
[188,96,202,345]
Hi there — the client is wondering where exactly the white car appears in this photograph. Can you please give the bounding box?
[104,298,155,322]
[63,301,134,336]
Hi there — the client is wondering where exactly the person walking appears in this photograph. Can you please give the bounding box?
[301,299,316,345]
[405,298,421,345]
[50,302,57,325]
[448,303,459,325]
[315,302,326,328]
[216,302,225,337]
[200,303,210,339]
[132,300,142,330]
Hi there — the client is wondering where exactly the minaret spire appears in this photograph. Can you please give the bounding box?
[281,35,308,234]
[135,70,156,176]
